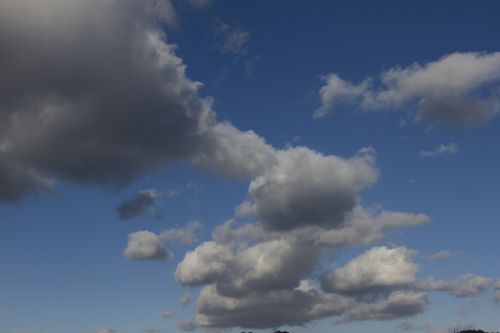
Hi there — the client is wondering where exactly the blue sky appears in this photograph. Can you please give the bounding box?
[1,1,500,333]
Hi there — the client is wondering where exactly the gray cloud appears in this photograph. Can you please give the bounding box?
[334,291,428,323]
[124,231,171,261]
[181,292,192,306]
[177,320,198,332]
[97,329,117,333]
[419,143,459,158]
[0,0,274,202]
[160,220,203,245]
[237,147,378,231]
[161,310,175,319]
[399,321,475,333]
[494,280,500,305]
[315,52,500,127]
[117,189,158,220]
[214,20,250,57]
[321,246,418,297]
[422,274,492,297]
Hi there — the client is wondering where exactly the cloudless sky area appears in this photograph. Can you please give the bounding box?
[1,1,500,333]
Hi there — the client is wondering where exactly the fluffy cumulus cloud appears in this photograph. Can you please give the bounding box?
[422,274,492,297]
[0,0,275,203]
[238,147,378,231]
[172,146,434,329]
[116,189,158,220]
[315,52,500,127]
[321,246,418,297]
[124,231,171,261]
[419,143,459,158]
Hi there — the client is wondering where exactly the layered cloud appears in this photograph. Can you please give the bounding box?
[422,274,492,297]
[315,52,500,127]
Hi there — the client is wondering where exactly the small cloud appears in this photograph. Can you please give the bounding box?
[160,221,203,245]
[161,310,175,319]
[419,143,459,157]
[116,189,158,220]
[177,320,198,332]
[180,292,192,305]
[214,20,250,57]
[97,329,117,333]
[124,230,171,261]
[428,250,463,261]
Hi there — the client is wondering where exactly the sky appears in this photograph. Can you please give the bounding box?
[1,1,500,333]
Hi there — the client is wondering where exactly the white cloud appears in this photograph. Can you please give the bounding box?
[124,231,171,261]
[315,52,500,127]
[321,246,418,296]
[419,143,459,157]
[175,241,233,286]
[423,274,492,297]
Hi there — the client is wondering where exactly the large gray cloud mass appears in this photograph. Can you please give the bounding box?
[0,0,271,202]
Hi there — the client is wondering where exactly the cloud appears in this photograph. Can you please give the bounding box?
[176,241,233,286]
[334,291,428,323]
[124,231,171,261]
[315,52,500,127]
[494,280,500,305]
[428,250,463,261]
[321,246,418,297]
[181,292,192,306]
[214,20,250,57]
[176,147,429,329]
[314,74,372,118]
[185,0,214,10]
[161,310,175,319]
[423,274,492,297]
[0,0,275,202]
[399,321,475,333]
[116,189,158,220]
[177,320,198,332]
[419,143,459,157]
[160,221,203,245]
[238,146,378,231]
[97,329,117,333]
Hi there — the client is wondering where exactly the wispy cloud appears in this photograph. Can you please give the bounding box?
[419,143,459,157]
